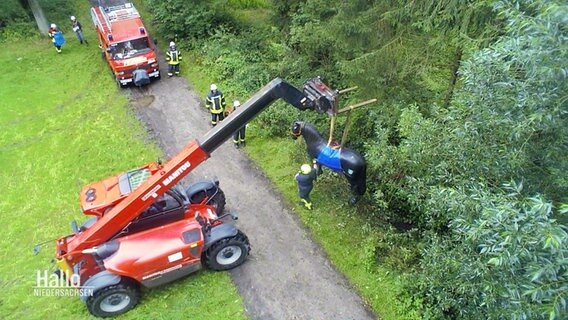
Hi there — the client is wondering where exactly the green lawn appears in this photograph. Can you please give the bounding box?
[0,17,246,320]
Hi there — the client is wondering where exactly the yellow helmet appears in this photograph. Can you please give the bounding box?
[300,164,312,174]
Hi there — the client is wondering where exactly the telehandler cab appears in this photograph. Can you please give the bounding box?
[51,77,338,317]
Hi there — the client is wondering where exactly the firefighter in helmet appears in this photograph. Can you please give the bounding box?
[205,84,226,126]
[70,16,88,45]
[295,162,318,210]
[165,41,182,77]
[48,23,65,53]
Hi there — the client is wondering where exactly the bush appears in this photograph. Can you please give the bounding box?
[0,21,38,42]
[0,0,28,28]
[411,184,567,320]
[38,0,73,28]
[143,0,235,42]
[228,0,268,9]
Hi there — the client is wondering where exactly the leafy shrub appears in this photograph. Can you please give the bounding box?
[411,184,567,320]
[228,0,268,9]
[143,0,235,42]
[0,0,28,28]
[38,0,73,27]
[0,21,37,42]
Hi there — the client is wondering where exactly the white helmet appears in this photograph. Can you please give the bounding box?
[50,23,56,29]
[70,16,76,21]
[169,41,175,47]
[300,164,312,174]
[210,84,217,91]
[233,100,240,108]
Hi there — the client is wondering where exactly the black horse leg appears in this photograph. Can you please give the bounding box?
[314,160,323,175]
[347,167,367,204]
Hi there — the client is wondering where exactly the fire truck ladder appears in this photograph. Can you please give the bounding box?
[106,3,140,22]
[90,3,140,34]
[91,6,112,34]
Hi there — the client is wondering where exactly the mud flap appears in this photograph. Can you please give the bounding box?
[185,179,219,204]
[203,224,238,252]
[80,271,121,302]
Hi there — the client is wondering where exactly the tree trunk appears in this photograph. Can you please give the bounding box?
[27,0,48,35]
[443,46,463,108]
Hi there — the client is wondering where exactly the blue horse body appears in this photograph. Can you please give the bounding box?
[316,146,342,172]
[291,121,367,203]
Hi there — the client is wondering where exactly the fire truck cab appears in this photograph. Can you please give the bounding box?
[91,3,160,87]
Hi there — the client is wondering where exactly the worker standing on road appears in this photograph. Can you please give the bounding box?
[165,41,182,77]
[205,84,226,126]
[48,24,65,53]
[295,162,318,210]
[70,16,88,45]
[231,100,247,148]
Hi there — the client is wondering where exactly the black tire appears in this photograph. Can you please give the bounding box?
[207,188,226,215]
[205,231,250,271]
[86,281,140,318]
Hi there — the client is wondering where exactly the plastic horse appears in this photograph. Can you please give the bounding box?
[291,121,367,204]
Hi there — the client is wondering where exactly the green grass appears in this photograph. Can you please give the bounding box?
[0,3,246,320]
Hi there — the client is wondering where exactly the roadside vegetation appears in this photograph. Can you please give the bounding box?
[0,1,246,319]
[141,0,568,319]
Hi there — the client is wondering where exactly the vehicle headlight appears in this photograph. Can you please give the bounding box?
[117,71,125,75]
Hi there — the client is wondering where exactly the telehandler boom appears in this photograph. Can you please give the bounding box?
[54,77,337,317]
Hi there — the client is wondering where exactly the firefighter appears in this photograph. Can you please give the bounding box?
[295,162,318,210]
[70,16,88,45]
[205,84,226,126]
[48,24,65,53]
[231,100,247,148]
[165,41,182,77]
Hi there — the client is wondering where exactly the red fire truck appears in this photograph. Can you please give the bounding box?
[91,2,160,87]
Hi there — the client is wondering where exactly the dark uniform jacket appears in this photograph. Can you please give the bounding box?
[295,170,317,198]
[206,90,226,114]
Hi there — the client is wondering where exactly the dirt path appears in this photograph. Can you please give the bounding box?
[129,62,376,320]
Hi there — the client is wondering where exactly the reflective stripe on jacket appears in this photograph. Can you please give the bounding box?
[206,91,225,114]
[166,49,181,65]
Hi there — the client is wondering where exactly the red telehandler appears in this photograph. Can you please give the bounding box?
[49,77,338,317]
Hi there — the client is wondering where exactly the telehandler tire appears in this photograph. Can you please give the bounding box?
[205,231,250,271]
[86,280,140,318]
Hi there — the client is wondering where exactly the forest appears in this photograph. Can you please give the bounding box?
[1,0,566,319]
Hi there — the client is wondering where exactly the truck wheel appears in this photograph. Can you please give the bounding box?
[205,231,250,271]
[86,281,140,318]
